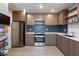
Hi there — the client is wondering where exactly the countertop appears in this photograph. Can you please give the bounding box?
[26,32,79,42]
[57,33,79,42]
[25,32,34,34]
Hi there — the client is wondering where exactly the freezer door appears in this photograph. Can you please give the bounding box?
[12,22,20,47]
[19,22,25,46]
[12,22,19,30]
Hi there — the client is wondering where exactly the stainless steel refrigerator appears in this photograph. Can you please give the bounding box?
[11,21,25,47]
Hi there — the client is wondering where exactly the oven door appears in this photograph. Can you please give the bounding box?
[34,36,45,42]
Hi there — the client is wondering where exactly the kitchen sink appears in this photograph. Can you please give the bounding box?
[64,34,74,37]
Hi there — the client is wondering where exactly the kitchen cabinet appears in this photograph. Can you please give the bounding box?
[50,34,56,46]
[45,33,56,46]
[67,4,79,24]
[74,41,79,56]
[69,39,79,56]
[56,34,79,56]
[27,13,58,25]
[56,35,63,52]
[69,39,75,56]
[58,10,67,25]
[62,37,69,56]
[77,4,79,23]
[56,35,69,56]
[25,33,34,46]
[45,34,51,46]
[45,14,58,25]
[13,11,26,21]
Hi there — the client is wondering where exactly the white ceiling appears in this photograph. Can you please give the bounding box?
[9,3,74,13]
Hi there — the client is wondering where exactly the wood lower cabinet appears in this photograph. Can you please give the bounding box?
[62,37,69,56]
[69,39,75,56]
[25,33,34,46]
[56,35,69,56]
[74,41,79,56]
[45,34,56,46]
[69,39,79,56]
[56,35,63,51]
[50,34,56,46]
[56,34,79,56]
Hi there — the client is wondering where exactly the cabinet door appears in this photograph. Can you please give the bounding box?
[45,14,58,25]
[45,34,51,46]
[56,35,62,50]
[50,34,56,46]
[62,37,69,56]
[13,11,26,21]
[59,36,63,51]
[56,35,60,48]
[69,39,75,56]
[77,4,79,23]
[25,34,34,46]
[74,41,79,56]
[58,10,67,25]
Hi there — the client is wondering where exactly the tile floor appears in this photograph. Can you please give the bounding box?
[8,46,64,56]
[35,42,45,47]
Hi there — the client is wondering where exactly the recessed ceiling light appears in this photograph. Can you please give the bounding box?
[40,4,43,9]
[51,9,54,12]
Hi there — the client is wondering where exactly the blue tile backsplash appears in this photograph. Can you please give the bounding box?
[27,25,68,33]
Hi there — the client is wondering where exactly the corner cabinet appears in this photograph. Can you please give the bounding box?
[56,34,79,56]
[56,35,69,56]
[58,10,68,25]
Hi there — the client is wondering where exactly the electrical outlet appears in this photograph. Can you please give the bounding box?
[64,29,66,32]
[46,28,48,31]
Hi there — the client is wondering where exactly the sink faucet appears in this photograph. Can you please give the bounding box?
[72,32,74,36]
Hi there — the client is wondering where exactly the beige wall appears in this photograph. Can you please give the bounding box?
[27,13,58,25]
[0,3,12,49]
[0,3,8,15]
[8,9,13,49]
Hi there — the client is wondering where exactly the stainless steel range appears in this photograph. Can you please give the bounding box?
[34,33,45,42]
[34,19,45,46]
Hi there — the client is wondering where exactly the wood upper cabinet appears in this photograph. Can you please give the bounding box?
[77,4,79,17]
[13,11,26,21]
[58,10,67,25]
[44,14,58,25]
[26,13,58,25]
